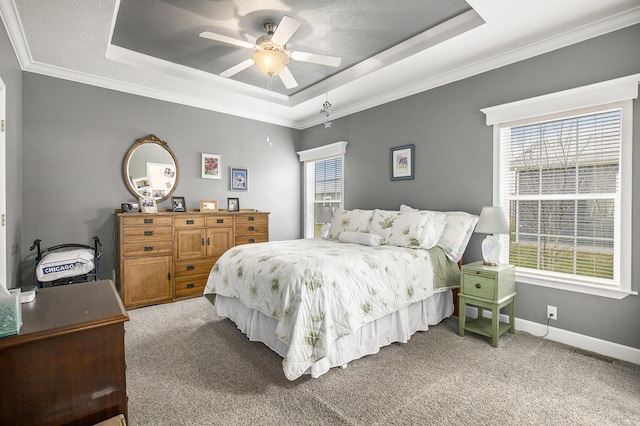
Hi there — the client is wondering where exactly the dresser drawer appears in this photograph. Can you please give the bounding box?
[122,225,172,241]
[174,216,205,228]
[174,258,216,278]
[122,240,173,257]
[121,215,172,227]
[235,234,268,246]
[235,221,268,236]
[205,216,233,228]
[175,275,208,298]
[235,214,268,227]
[462,272,496,300]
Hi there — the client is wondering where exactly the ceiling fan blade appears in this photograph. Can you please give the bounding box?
[270,16,301,46]
[199,31,255,49]
[278,66,298,89]
[289,51,341,67]
[220,58,255,77]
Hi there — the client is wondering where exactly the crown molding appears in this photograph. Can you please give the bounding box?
[2,0,639,130]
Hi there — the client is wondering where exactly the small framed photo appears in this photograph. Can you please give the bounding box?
[202,153,221,180]
[227,197,240,212]
[230,167,248,191]
[390,144,415,181]
[139,197,158,213]
[200,199,218,212]
[172,196,186,212]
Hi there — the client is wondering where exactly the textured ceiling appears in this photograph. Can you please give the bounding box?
[2,0,639,129]
[110,0,472,95]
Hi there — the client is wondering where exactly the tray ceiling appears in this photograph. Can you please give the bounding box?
[1,0,639,129]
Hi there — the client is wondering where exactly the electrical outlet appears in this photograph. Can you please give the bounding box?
[547,305,557,320]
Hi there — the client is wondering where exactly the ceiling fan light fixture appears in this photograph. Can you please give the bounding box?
[252,45,290,76]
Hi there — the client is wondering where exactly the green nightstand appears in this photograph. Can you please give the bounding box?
[458,261,516,347]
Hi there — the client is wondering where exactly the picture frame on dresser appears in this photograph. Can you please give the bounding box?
[227,197,240,212]
[200,199,218,212]
[230,167,248,191]
[172,196,186,212]
[390,144,415,181]
[139,197,157,213]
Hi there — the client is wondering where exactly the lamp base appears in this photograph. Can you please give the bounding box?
[481,234,501,266]
[320,223,330,239]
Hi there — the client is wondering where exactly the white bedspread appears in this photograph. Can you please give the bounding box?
[204,238,447,380]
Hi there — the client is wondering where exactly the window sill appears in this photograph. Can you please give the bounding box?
[516,269,637,299]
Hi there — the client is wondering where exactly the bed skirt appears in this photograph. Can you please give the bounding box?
[215,290,454,378]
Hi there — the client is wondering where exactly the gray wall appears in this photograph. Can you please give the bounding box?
[300,24,640,349]
[21,74,301,286]
[0,20,22,289]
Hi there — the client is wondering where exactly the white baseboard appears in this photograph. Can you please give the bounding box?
[464,306,640,365]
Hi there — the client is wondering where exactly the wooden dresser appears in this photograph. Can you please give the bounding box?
[0,280,128,426]
[114,211,269,309]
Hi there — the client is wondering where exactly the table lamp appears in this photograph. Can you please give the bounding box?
[317,206,334,239]
[475,206,509,266]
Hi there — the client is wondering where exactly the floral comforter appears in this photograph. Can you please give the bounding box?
[203,238,458,380]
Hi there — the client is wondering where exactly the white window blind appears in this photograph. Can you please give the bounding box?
[498,104,621,286]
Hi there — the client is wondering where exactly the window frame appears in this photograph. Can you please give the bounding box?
[297,142,348,238]
[482,74,639,299]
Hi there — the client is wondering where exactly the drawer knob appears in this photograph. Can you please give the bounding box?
[248,238,255,243]
[186,265,195,271]
[186,220,195,225]
[475,283,481,289]
[248,226,255,231]
[217,219,224,224]
[186,283,195,289]
[144,246,154,251]
[144,218,153,224]
[143,230,154,236]
[248,216,255,221]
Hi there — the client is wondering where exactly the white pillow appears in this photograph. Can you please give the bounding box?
[369,210,429,248]
[400,204,479,261]
[327,208,375,240]
[338,231,383,247]
[416,210,447,249]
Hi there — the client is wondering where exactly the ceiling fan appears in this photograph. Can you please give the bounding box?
[200,16,341,89]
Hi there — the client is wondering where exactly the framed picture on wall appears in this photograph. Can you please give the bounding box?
[390,144,415,181]
[201,153,221,179]
[227,197,240,212]
[200,199,218,212]
[230,167,248,191]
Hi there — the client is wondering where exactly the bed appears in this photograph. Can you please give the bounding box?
[203,206,478,380]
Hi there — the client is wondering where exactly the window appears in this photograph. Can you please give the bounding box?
[298,142,348,238]
[482,74,638,298]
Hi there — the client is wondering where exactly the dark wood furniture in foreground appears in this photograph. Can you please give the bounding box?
[0,280,129,425]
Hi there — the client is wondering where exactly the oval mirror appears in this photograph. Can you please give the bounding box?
[123,134,179,203]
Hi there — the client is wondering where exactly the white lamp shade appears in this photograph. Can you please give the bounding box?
[475,206,509,235]
[317,206,334,224]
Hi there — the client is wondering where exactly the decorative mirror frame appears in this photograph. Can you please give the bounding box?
[123,134,180,203]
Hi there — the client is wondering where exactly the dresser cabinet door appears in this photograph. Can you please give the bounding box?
[176,229,205,259]
[206,227,234,257]
[123,256,172,307]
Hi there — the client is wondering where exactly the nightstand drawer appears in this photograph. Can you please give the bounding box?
[462,273,496,299]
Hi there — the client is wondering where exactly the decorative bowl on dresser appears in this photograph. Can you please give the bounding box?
[114,210,269,309]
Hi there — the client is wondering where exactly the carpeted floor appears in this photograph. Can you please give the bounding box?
[125,297,640,425]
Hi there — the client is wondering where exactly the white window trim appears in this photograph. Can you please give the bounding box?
[297,141,348,238]
[482,74,639,299]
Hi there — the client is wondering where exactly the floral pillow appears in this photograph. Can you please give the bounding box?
[400,204,479,262]
[327,208,375,240]
[369,210,430,248]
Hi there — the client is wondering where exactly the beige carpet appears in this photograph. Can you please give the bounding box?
[125,297,640,425]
